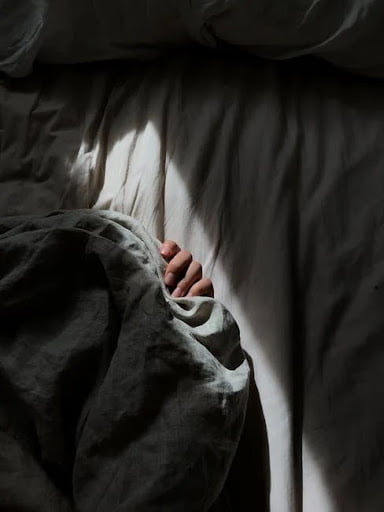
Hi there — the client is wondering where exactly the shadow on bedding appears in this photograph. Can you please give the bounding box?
[154,54,384,512]
[95,52,384,512]
[211,354,270,512]
[0,62,118,216]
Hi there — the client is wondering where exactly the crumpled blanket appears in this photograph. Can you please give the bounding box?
[0,209,249,511]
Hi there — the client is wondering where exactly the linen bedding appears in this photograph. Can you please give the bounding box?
[0,208,249,511]
[1,53,384,511]
[1,2,384,510]
[2,0,384,78]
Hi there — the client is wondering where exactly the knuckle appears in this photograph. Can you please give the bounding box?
[178,280,187,290]
[182,251,193,262]
[190,263,202,280]
[165,240,179,252]
[167,261,179,273]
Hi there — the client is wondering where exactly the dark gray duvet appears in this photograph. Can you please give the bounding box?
[3,0,384,78]
[0,210,249,511]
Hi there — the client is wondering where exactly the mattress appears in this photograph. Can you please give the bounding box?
[1,53,384,511]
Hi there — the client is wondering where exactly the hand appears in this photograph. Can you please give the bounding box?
[160,240,214,298]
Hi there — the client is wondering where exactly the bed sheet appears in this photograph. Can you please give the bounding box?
[1,55,384,511]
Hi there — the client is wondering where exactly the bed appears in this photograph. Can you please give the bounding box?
[1,2,384,511]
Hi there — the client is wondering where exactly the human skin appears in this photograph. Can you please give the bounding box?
[160,240,214,298]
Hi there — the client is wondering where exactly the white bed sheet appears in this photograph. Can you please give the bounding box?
[1,55,384,511]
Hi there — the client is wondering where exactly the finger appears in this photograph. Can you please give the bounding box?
[160,240,181,261]
[164,250,193,288]
[186,278,214,298]
[171,261,203,297]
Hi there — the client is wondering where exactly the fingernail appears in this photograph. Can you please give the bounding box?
[172,287,183,298]
[164,272,176,287]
